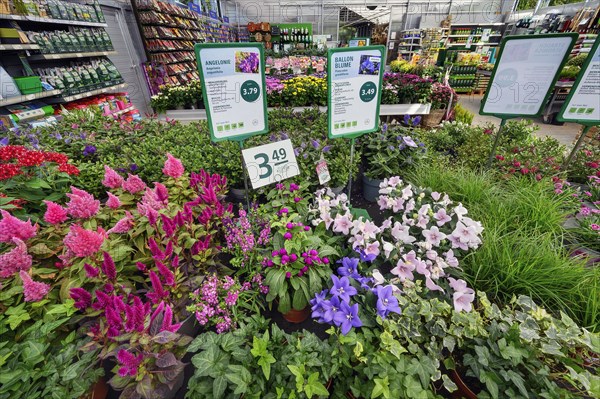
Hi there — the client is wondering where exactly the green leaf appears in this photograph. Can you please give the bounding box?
[292,288,308,310]
[306,372,329,397]
[213,375,227,399]
[442,375,457,392]
[26,178,51,189]
[372,377,390,399]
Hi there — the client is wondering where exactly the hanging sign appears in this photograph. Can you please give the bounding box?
[558,36,600,124]
[481,29,491,42]
[188,3,200,13]
[327,45,385,139]
[195,43,268,142]
[209,10,218,19]
[465,35,474,49]
[480,33,578,117]
[242,139,299,189]
[223,16,229,23]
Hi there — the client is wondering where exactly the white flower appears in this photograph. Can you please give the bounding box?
[422,226,447,247]
[454,203,468,219]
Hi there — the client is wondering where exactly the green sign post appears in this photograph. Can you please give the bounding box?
[557,36,600,169]
[479,33,578,167]
[195,43,269,207]
[327,45,385,203]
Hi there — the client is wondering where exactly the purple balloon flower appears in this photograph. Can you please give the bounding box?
[333,301,362,335]
[337,257,360,279]
[329,275,357,304]
[375,285,402,318]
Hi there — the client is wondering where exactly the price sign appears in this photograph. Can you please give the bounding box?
[242,139,300,189]
[558,36,600,124]
[327,45,385,138]
[195,43,268,142]
[480,34,578,117]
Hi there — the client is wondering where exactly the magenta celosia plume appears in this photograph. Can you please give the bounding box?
[100,251,117,281]
[84,263,100,278]
[70,287,92,310]
[117,349,143,377]
[19,270,50,302]
[107,211,134,235]
[63,225,105,258]
[0,210,37,243]
[106,192,122,209]
[43,201,68,225]
[66,187,100,219]
[162,153,184,178]
[0,238,32,278]
[123,174,146,194]
[154,182,169,203]
[102,165,125,189]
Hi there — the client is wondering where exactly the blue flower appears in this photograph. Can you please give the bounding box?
[329,275,357,304]
[389,145,395,151]
[321,296,342,323]
[333,301,362,335]
[375,285,402,319]
[382,123,388,133]
[337,258,360,279]
[311,139,320,149]
[83,145,97,157]
[0,137,8,146]
[412,116,422,126]
[356,248,376,263]
[130,164,138,172]
[322,145,331,153]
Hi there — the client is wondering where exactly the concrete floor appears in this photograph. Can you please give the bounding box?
[458,94,581,147]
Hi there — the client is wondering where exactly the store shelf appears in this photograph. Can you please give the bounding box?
[0,14,107,27]
[52,83,127,103]
[448,42,499,47]
[448,34,502,38]
[28,51,117,61]
[0,90,62,107]
[0,44,40,51]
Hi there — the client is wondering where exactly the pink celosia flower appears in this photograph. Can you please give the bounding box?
[63,225,104,258]
[162,153,184,178]
[155,261,175,286]
[70,287,92,310]
[43,201,68,225]
[100,251,117,281]
[102,165,125,189]
[106,192,121,209]
[123,174,146,194]
[117,349,143,377]
[66,187,100,219]
[125,296,146,333]
[107,211,134,235]
[84,263,100,278]
[0,238,32,277]
[0,210,37,243]
[147,271,168,304]
[19,270,50,302]
[154,183,169,203]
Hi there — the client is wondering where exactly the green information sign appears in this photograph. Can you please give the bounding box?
[195,43,269,142]
[557,36,600,125]
[327,45,385,139]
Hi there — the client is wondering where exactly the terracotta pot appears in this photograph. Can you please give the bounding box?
[282,306,310,323]
[449,369,478,399]
[81,378,108,399]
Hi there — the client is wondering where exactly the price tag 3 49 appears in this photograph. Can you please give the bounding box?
[242,139,300,189]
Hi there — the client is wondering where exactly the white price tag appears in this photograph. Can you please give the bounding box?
[316,158,331,185]
[242,139,300,189]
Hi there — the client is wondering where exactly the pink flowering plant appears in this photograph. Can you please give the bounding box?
[186,274,268,333]
[308,176,483,314]
[223,208,271,270]
[262,206,339,313]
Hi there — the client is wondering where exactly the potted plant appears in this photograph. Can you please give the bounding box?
[262,205,338,322]
[359,126,426,202]
[422,83,457,128]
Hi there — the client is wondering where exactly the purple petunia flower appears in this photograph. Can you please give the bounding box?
[337,257,360,279]
[375,285,402,318]
[83,145,97,157]
[329,275,357,303]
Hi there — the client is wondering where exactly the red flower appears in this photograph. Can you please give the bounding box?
[58,164,80,176]
[495,155,504,161]
[44,152,69,165]
[585,161,599,169]
[0,146,27,161]
[0,164,23,181]
[17,151,45,167]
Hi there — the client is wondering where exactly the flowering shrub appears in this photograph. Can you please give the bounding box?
[308,177,482,313]
[262,205,338,313]
[382,72,432,104]
[279,76,327,107]
[223,208,271,269]
[493,137,565,181]
[567,144,600,183]
[187,274,268,333]
[430,82,458,110]
[360,124,426,179]
[0,146,79,217]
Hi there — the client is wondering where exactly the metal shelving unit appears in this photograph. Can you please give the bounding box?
[0,90,62,108]
[28,51,117,61]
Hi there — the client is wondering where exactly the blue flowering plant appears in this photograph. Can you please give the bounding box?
[310,257,404,335]
[261,206,339,313]
[360,124,427,180]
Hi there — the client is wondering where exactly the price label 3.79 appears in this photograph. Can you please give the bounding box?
[241,139,300,189]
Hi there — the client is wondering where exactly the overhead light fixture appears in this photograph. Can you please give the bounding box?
[367,6,377,10]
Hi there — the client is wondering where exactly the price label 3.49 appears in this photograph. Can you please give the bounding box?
[242,139,300,189]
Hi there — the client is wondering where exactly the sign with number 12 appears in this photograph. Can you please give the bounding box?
[241,140,300,189]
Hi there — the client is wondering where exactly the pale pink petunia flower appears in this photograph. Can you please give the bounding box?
[123,174,147,194]
[453,290,475,312]
[102,165,125,189]
[63,225,105,258]
[0,210,37,243]
[364,241,380,257]
[391,222,416,244]
[382,240,395,259]
[444,250,459,267]
[106,192,122,209]
[66,187,100,219]
[0,238,32,277]
[43,201,68,225]
[425,276,444,292]
[19,270,50,302]
[391,254,416,282]
[452,221,479,245]
[453,203,468,219]
[162,153,185,178]
[388,176,403,187]
[431,192,441,201]
[107,211,135,234]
